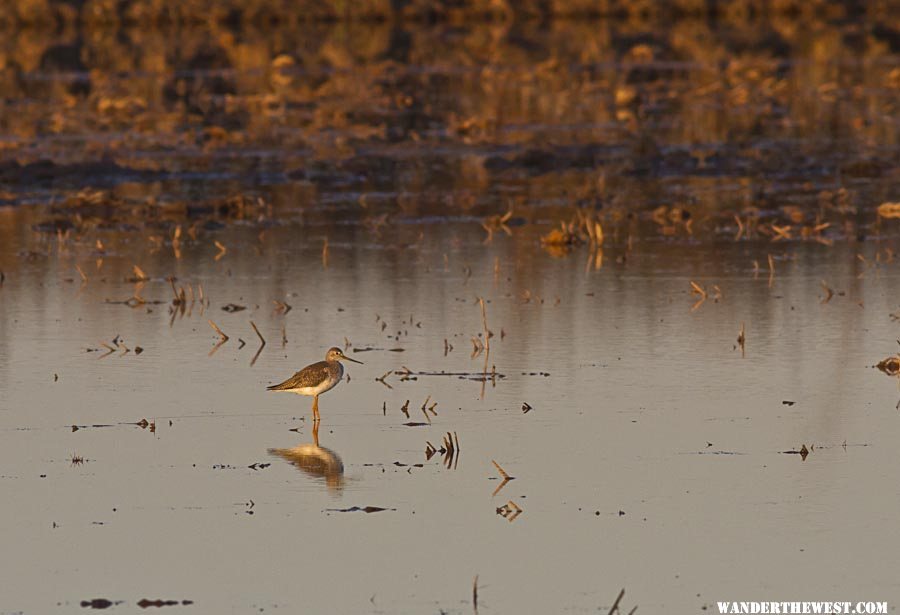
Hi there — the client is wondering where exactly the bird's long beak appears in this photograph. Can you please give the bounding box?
[342,355,363,364]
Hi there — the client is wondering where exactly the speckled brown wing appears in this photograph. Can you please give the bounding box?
[267,361,330,391]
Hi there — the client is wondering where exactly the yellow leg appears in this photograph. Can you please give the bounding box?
[312,395,320,422]
[312,420,320,447]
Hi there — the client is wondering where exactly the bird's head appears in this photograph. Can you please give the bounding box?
[326,347,363,364]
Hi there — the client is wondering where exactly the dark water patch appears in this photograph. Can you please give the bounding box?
[1,159,162,190]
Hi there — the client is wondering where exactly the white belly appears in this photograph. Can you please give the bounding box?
[292,375,340,396]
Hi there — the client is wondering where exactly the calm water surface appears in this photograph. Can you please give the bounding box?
[2,217,900,613]
[1,12,900,615]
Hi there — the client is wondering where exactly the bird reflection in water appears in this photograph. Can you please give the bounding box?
[268,422,344,492]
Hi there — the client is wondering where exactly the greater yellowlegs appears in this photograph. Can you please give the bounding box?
[266,347,362,421]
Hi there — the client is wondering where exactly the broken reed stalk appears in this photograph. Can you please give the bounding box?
[609,588,625,615]
[214,240,227,261]
[689,281,707,299]
[250,321,266,347]
[492,459,510,480]
[477,297,490,351]
[208,320,229,341]
[821,280,834,303]
[473,575,479,614]
[248,321,266,366]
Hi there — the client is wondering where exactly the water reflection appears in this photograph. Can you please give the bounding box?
[268,422,344,492]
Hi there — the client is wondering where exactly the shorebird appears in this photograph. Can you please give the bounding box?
[266,347,362,421]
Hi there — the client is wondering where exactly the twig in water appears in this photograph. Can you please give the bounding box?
[491,459,514,496]
[821,280,834,304]
[250,321,266,346]
[168,277,180,303]
[376,371,393,389]
[771,224,792,241]
[496,500,522,522]
[273,300,292,315]
[249,321,266,366]
[250,345,264,367]
[477,297,492,351]
[214,240,227,261]
[609,588,625,615]
[75,264,87,283]
[471,336,484,358]
[173,225,182,259]
[208,320,229,356]
[208,320,229,341]
[441,432,458,468]
[689,281,707,311]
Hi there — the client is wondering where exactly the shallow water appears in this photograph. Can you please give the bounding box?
[2,215,900,613]
[2,11,900,615]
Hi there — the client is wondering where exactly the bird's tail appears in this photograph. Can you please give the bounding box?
[267,379,294,391]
